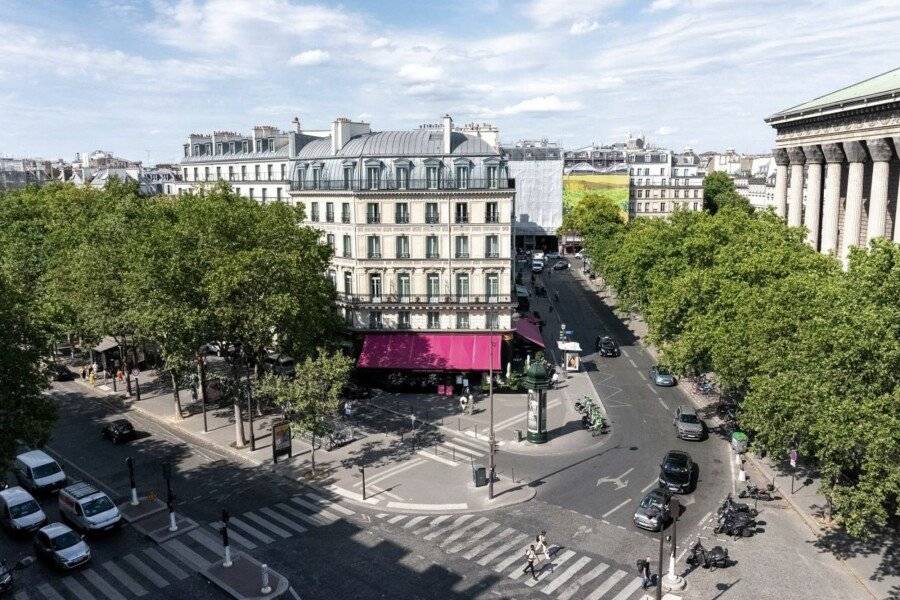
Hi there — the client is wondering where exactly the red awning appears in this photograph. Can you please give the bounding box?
[357,333,502,371]
[514,318,545,347]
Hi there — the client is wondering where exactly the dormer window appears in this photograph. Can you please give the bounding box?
[396,166,409,189]
[312,168,321,189]
[455,166,469,189]
[366,166,381,190]
[486,166,499,188]
[343,166,353,189]
[426,166,439,189]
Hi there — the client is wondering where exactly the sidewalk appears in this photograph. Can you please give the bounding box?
[570,260,899,600]
[69,365,534,514]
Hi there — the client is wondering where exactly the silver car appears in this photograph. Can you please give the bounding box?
[633,489,672,531]
[33,523,91,570]
[673,406,705,440]
[0,486,47,534]
[650,365,676,387]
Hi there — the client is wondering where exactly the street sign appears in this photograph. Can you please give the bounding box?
[131,368,140,377]
[271,420,292,464]
[789,448,798,468]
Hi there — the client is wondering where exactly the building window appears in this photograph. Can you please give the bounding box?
[366,166,381,190]
[228,166,234,180]
[486,311,500,330]
[455,236,469,258]
[343,166,353,190]
[396,235,410,259]
[310,202,319,222]
[193,167,198,180]
[249,188,255,200]
[426,273,440,300]
[485,202,499,223]
[456,312,470,329]
[485,235,499,258]
[369,273,382,301]
[241,165,247,180]
[455,202,468,224]
[216,166,221,180]
[425,202,439,224]
[312,168,321,189]
[398,310,411,329]
[261,188,267,203]
[344,307,353,326]
[397,273,411,299]
[395,202,409,224]
[455,166,469,189]
[693,189,699,198]
[427,311,441,329]
[660,202,666,212]
[369,311,383,329]
[396,167,409,189]
[183,167,188,180]
[343,235,352,257]
[366,203,380,224]
[326,202,334,223]
[455,273,469,300]
[426,166,439,189]
[328,270,336,287]
[342,203,351,223]
[235,187,240,195]
[426,235,439,259]
[326,233,335,250]
[267,164,273,180]
[255,165,260,180]
[367,235,381,258]
[204,167,210,180]
[343,271,352,295]
[281,164,286,180]
[277,188,282,201]
[486,166,499,188]
[485,272,499,300]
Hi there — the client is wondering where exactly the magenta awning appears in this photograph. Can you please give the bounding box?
[515,318,545,347]
[357,333,502,371]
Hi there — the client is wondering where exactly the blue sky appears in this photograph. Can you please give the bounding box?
[2,0,900,164]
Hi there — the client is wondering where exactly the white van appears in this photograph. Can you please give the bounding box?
[13,450,66,494]
[531,259,545,273]
[0,486,47,534]
[58,482,121,533]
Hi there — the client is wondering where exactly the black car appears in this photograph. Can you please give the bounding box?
[658,450,695,494]
[101,419,136,444]
[633,488,673,531]
[47,364,75,382]
[595,336,620,357]
[552,260,569,270]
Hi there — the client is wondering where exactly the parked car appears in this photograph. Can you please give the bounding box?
[262,352,296,378]
[633,488,672,531]
[0,486,47,534]
[658,450,695,494]
[101,419,136,444]
[673,406,705,440]
[13,451,66,494]
[545,251,561,261]
[58,482,121,534]
[531,260,544,273]
[650,365,676,386]
[574,251,583,259]
[46,364,74,382]
[33,523,91,570]
[552,260,569,270]
[595,336,620,357]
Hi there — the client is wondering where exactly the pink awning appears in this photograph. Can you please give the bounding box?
[357,333,502,371]
[515,318,545,347]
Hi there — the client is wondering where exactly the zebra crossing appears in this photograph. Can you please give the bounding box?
[375,512,645,600]
[15,492,355,600]
[415,433,489,468]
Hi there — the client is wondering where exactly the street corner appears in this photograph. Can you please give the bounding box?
[118,497,168,523]
[202,552,289,600]
[132,509,199,543]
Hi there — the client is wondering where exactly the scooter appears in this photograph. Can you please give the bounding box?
[719,493,758,518]
[738,482,775,501]
[714,511,756,537]
[686,540,729,570]
[0,556,34,595]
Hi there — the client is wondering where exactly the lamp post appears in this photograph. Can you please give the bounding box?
[221,509,232,568]
[488,309,496,500]
[162,463,177,532]
[662,498,686,592]
[126,457,138,506]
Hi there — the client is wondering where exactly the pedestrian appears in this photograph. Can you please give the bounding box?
[538,530,555,558]
[88,372,95,386]
[535,533,549,561]
[459,394,468,413]
[551,371,559,388]
[91,361,99,375]
[638,556,652,589]
[522,545,538,579]
[116,369,124,382]
[80,366,86,380]
[467,391,474,414]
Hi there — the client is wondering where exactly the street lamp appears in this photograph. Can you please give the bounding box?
[662,497,686,592]
[488,309,496,500]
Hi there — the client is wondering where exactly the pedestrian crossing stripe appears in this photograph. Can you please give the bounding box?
[124,553,170,588]
[210,521,258,550]
[82,568,128,600]
[143,547,188,580]
[304,492,355,515]
[440,516,488,547]
[227,515,275,544]
[524,550,576,586]
[59,577,95,600]
[557,563,608,600]
[423,514,472,541]
[258,506,309,534]
[101,560,148,596]
[279,501,332,527]
[583,570,626,600]
[291,496,341,523]
[188,528,227,556]
[462,527,516,560]
[243,510,292,538]
[542,556,592,594]
[413,514,451,535]
[37,584,65,600]
[446,521,499,554]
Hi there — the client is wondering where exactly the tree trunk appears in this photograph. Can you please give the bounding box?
[234,399,246,447]
[196,358,207,403]
[171,371,183,419]
[310,432,316,475]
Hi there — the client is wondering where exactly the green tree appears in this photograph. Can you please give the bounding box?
[702,171,736,214]
[258,350,352,474]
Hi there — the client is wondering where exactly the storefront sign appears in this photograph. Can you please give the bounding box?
[272,420,292,463]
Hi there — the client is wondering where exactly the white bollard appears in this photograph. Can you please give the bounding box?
[223,545,232,568]
[168,511,178,532]
[738,469,747,482]
[130,488,139,506]
[260,563,272,594]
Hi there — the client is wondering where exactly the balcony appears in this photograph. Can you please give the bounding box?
[367,251,381,259]
[425,215,440,224]
[366,215,380,224]
[455,252,469,259]
[337,293,513,307]
[485,214,500,223]
[396,252,410,259]
[485,252,500,258]
[455,216,469,224]
[291,178,513,192]
[396,216,410,224]
[341,215,351,223]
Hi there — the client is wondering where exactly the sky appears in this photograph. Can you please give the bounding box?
[2,0,900,164]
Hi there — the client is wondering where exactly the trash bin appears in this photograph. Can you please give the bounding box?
[731,431,748,454]
[473,465,487,487]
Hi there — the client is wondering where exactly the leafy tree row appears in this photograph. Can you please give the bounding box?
[568,179,899,537]
[0,180,344,461]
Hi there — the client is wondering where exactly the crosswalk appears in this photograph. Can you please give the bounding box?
[415,433,489,468]
[375,512,645,600]
[15,492,355,600]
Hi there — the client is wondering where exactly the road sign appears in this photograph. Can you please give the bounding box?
[790,448,798,468]
[131,368,140,377]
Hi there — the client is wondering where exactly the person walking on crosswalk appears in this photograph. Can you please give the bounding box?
[538,530,556,558]
[522,545,538,579]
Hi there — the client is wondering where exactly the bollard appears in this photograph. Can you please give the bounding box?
[457,417,461,431]
[360,467,366,501]
[135,377,142,402]
[260,563,272,594]
[126,457,138,506]
[512,466,515,483]
[221,511,232,567]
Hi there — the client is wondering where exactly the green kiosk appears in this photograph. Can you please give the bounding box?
[524,361,552,443]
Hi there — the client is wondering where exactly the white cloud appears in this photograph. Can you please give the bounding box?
[499,95,583,115]
[288,49,329,66]
[396,63,443,82]
[524,0,622,26]
[371,37,393,49]
[647,0,678,11]
[655,126,677,135]
[570,19,600,35]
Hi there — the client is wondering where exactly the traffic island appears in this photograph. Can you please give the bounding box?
[118,497,167,523]
[202,552,288,600]
[131,509,198,543]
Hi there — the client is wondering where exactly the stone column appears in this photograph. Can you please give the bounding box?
[840,141,868,262]
[820,144,845,256]
[865,138,894,242]
[786,147,806,227]
[802,145,824,249]
[773,148,789,218]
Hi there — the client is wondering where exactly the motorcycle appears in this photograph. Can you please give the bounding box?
[715,511,756,537]
[686,540,729,570]
[0,556,34,595]
[739,482,775,501]
[719,493,758,518]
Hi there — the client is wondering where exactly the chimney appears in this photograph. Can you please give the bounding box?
[292,116,301,134]
[331,117,351,156]
[442,114,453,154]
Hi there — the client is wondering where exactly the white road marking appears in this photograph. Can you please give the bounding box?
[621,348,630,358]
[142,547,188,580]
[123,553,170,588]
[187,529,226,556]
[243,511,292,538]
[601,498,631,518]
[637,371,647,381]
[416,449,459,467]
[557,563,608,600]
[363,483,404,501]
[525,550,576,586]
[259,507,309,534]
[439,516,488,547]
[161,538,211,570]
[228,516,275,544]
[413,514,451,536]
[326,484,379,504]
[388,501,468,511]
[463,527,516,560]
[658,398,670,411]
[495,547,528,574]
[446,522,499,554]
[292,496,341,522]
[642,479,660,493]
[478,535,530,566]
[211,521,258,549]
[37,584,65,600]
[610,578,644,600]
[353,459,425,488]
[274,502,330,528]
[628,358,637,368]
[60,578,97,600]
[102,560,148,596]
[82,568,128,600]
[388,514,407,524]
[303,493,355,515]
[584,569,626,600]
[646,383,660,395]
[423,514,472,541]
[439,440,485,458]
[403,515,428,529]
[541,555,591,594]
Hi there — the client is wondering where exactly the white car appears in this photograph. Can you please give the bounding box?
[13,450,66,494]
[58,482,121,533]
[0,486,47,533]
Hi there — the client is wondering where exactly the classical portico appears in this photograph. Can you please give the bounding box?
[766,68,900,262]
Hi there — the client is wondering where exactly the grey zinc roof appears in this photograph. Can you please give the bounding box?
[768,67,900,121]
[296,129,497,160]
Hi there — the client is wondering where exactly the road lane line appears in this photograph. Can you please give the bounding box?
[628,358,637,368]
[637,371,647,380]
[303,493,355,515]
[259,507,309,534]
[102,560,148,596]
[557,563,608,600]
[123,554,170,588]
[621,348,630,358]
[610,578,643,600]
[642,479,660,493]
[541,555,591,594]
[142,547,188,580]
[658,399,670,411]
[601,498,631,518]
[243,511,292,538]
[584,569,626,600]
[646,383,660,395]
[462,527,515,560]
[60,578,97,600]
[82,568,128,600]
[211,521,258,549]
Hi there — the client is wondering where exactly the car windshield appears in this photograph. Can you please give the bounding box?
[656,368,671,376]
[9,500,40,518]
[640,495,664,509]
[51,531,81,550]
[32,462,61,479]
[82,496,115,517]
[602,339,615,347]
[679,414,700,424]
[663,460,690,481]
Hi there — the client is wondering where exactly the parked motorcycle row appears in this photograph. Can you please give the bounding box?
[574,396,608,436]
